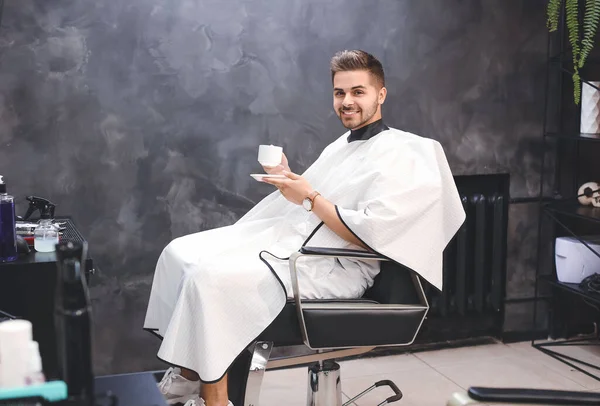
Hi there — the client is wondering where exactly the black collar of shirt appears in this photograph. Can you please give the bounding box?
[347,119,389,143]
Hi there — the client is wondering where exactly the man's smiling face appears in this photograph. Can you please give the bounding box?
[333,70,387,130]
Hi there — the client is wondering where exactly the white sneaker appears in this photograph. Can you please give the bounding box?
[183,396,234,406]
[157,367,201,404]
[183,397,202,406]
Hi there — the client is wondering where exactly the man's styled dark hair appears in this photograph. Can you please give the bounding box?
[330,50,385,88]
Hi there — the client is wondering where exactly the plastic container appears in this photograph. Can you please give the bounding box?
[34,219,59,252]
[555,236,600,284]
[0,380,67,403]
[26,341,45,385]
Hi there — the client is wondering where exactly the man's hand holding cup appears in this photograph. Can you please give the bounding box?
[258,144,290,175]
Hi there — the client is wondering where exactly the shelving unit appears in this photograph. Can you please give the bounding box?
[539,275,600,306]
[544,201,600,225]
[531,4,600,381]
[545,132,600,141]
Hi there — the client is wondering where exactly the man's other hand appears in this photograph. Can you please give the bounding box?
[262,171,314,206]
[262,152,290,175]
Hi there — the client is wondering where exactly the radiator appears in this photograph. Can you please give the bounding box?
[424,174,509,319]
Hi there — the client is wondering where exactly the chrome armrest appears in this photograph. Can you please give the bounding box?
[288,247,390,349]
[298,246,389,260]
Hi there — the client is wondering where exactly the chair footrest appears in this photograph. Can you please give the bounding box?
[344,379,403,405]
[468,386,600,405]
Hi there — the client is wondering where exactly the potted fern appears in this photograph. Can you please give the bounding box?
[547,0,600,105]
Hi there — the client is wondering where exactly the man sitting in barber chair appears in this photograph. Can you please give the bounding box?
[143,49,466,406]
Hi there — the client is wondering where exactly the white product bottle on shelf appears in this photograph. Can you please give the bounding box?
[0,319,33,388]
[26,341,45,385]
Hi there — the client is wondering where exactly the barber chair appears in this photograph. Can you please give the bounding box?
[226,246,429,406]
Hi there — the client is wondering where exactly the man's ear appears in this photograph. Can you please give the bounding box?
[378,86,387,105]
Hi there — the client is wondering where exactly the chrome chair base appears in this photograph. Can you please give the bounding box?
[243,341,273,406]
[307,360,342,406]
[244,342,404,406]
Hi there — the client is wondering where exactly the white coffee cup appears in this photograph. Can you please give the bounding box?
[258,144,283,168]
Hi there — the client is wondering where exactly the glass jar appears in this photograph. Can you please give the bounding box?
[34,220,59,252]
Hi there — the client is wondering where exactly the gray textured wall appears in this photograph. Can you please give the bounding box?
[0,0,549,374]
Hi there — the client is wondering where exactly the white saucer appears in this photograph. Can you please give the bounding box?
[250,174,287,181]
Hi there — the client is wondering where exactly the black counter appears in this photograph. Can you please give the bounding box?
[0,218,94,380]
[94,372,167,406]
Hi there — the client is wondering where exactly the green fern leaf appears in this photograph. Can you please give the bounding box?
[566,0,580,67]
[547,0,562,31]
[579,0,600,67]
[547,0,562,32]
[573,70,582,105]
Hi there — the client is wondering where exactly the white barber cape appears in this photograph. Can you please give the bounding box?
[143,127,466,383]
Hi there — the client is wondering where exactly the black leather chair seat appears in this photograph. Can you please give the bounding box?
[257,257,429,349]
[258,299,427,348]
[258,299,380,346]
[302,303,427,348]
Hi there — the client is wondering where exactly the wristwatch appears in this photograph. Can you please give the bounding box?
[302,191,321,212]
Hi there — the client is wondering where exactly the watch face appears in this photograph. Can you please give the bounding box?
[302,198,312,211]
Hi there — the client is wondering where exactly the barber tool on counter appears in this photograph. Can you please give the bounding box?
[21,220,63,253]
[54,240,94,405]
[12,196,64,252]
[0,176,17,263]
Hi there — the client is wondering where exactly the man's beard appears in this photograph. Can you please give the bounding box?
[338,101,379,130]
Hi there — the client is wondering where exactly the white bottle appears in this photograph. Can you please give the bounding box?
[0,320,32,388]
[26,341,45,385]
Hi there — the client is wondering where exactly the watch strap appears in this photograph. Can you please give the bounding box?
[308,191,321,210]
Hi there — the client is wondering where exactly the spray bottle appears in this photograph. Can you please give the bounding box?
[54,240,94,405]
[0,175,17,263]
